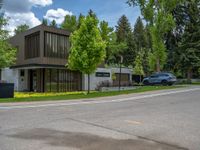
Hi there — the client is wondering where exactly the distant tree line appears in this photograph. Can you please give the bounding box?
[9,0,200,80]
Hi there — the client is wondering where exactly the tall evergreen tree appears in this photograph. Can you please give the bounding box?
[133,17,147,51]
[42,18,48,26]
[115,15,135,66]
[177,0,200,79]
[116,15,132,43]
[50,20,57,28]
[133,17,149,75]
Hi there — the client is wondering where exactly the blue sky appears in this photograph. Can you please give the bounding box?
[3,0,140,34]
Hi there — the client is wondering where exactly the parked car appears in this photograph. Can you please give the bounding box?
[143,73,177,86]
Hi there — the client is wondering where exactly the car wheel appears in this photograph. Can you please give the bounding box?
[161,80,168,86]
[143,80,149,85]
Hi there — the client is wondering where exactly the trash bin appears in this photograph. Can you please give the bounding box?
[0,83,14,98]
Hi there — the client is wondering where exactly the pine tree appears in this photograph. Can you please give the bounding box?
[50,20,57,28]
[115,15,135,67]
[133,17,147,51]
[116,15,132,43]
[178,0,200,80]
[42,19,48,26]
[133,17,149,75]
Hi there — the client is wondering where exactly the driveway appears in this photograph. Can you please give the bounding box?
[0,86,200,150]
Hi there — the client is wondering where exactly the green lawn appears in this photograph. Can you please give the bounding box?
[0,86,183,103]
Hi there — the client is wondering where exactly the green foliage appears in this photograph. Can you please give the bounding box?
[116,15,132,43]
[106,32,127,64]
[68,14,106,93]
[133,17,150,74]
[68,15,106,75]
[77,13,85,28]
[133,17,147,51]
[99,20,114,63]
[111,72,117,80]
[133,51,144,76]
[42,19,48,26]
[128,0,184,72]
[61,15,77,32]
[115,15,136,66]
[14,24,29,35]
[50,20,57,28]
[0,16,16,68]
[99,20,113,43]
[177,0,200,79]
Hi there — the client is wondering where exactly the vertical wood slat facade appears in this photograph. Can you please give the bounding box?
[9,25,83,92]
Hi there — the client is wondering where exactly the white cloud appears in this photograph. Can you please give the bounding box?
[2,0,53,35]
[29,0,53,7]
[5,12,41,35]
[44,8,72,24]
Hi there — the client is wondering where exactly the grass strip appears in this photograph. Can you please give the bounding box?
[0,86,183,103]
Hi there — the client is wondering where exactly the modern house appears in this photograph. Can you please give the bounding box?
[0,25,132,92]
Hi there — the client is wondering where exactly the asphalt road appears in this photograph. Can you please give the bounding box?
[0,86,200,150]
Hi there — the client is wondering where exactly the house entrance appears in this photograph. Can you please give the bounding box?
[29,70,37,92]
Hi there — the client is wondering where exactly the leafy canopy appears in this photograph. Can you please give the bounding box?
[14,24,29,35]
[128,0,184,72]
[0,16,16,68]
[68,15,106,75]
[61,15,78,32]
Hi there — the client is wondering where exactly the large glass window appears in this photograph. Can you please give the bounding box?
[25,32,40,59]
[44,69,82,92]
[44,32,69,58]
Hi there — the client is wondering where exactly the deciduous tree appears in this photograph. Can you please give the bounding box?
[128,0,184,72]
[14,24,29,35]
[0,16,16,68]
[61,15,77,32]
[68,15,106,93]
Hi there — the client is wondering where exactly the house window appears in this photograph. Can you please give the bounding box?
[25,32,40,59]
[20,70,25,77]
[44,69,82,92]
[95,72,110,77]
[44,32,69,59]
[115,73,130,81]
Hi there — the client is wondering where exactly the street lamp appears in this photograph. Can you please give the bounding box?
[119,55,123,91]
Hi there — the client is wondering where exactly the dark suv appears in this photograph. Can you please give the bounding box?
[143,73,177,86]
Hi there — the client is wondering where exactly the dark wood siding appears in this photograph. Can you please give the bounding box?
[44,32,69,59]
[25,32,40,59]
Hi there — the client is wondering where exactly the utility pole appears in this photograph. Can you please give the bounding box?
[119,55,123,91]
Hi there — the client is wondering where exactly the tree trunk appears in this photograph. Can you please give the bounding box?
[139,75,142,85]
[87,74,90,94]
[187,67,192,82]
[156,59,161,73]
